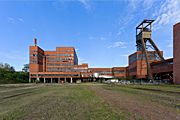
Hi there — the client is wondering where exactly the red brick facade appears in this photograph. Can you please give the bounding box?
[29,39,127,83]
[29,21,179,85]
[173,22,180,84]
[128,51,163,79]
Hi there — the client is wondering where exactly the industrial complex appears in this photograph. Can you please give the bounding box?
[29,20,180,84]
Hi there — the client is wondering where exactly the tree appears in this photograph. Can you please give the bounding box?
[0,62,29,83]
[0,63,15,72]
[22,64,29,72]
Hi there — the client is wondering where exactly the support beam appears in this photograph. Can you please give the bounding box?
[70,77,73,83]
[37,77,39,83]
[64,77,66,83]
[29,77,31,83]
[58,78,60,83]
[149,38,165,61]
[51,78,53,83]
[44,78,46,83]
[141,38,153,80]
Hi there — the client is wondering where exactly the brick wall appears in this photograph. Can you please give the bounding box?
[173,22,180,84]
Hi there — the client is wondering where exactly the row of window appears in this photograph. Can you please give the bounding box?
[93,71,112,75]
[46,63,73,66]
[30,60,37,64]
[30,50,37,52]
[45,54,73,57]
[57,50,74,52]
[30,54,44,58]
[31,74,79,77]
[129,53,161,64]
[47,57,73,62]
[128,67,137,72]
[113,70,125,74]
[56,54,73,57]
[47,68,87,72]
[74,67,88,69]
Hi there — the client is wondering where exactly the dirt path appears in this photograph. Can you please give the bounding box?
[89,85,180,120]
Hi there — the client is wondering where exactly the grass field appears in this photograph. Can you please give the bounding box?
[0,83,179,120]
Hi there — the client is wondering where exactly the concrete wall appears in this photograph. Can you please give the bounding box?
[173,22,180,84]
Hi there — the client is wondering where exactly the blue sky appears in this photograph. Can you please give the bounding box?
[0,0,180,71]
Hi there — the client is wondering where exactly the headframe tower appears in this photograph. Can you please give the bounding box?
[136,19,165,80]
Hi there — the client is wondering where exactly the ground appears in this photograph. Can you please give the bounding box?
[0,83,179,120]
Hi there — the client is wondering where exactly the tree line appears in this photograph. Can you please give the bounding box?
[0,63,29,84]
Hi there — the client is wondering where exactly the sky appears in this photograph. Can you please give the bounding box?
[0,0,180,71]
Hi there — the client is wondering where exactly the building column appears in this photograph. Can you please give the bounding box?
[36,77,39,83]
[51,78,53,83]
[70,77,73,83]
[29,77,31,83]
[44,78,46,83]
[64,77,66,83]
[58,78,60,83]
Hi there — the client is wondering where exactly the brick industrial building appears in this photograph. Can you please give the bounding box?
[29,20,180,84]
[128,51,163,79]
[29,39,91,83]
[29,39,127,83]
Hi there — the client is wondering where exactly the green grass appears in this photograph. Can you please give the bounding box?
[0,84,124,120]
[0,83,179,120]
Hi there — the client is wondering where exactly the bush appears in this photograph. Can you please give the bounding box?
[0,63,29,84]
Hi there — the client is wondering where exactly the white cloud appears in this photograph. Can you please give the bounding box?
[18,18,24,22]
[143,0,154,10]
[78,0,91,10]
[108,41,127,48]
[127,0,154,11]
[8,17,25,24]
[117,13,134,36]
[127,0,140,10]
[8,17,15,24]
[100,37,105,41]
[153,0,180,30]
[117,0,153,36]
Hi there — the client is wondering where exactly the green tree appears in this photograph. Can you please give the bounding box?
[0,62,29,83]
[0,63,15,72]
[22,64,29,72]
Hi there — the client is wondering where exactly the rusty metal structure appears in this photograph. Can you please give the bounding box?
[136,20,165,80]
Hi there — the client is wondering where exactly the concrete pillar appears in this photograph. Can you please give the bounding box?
[37,77,39,83]
[64,77,66,83]
[29,77,31,83]
[70,77,73,83]
[58,78,60,83]
[44,78,46,83]
[51,78,53,83]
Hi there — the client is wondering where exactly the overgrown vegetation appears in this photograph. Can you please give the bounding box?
[0,84,123,120]
[0,84,179,120]
[0,63,29,84]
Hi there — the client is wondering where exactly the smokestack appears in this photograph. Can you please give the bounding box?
[34,38,37,46]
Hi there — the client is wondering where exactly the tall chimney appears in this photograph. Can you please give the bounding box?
[34,38,37,46]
